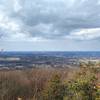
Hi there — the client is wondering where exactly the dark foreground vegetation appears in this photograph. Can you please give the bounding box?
[0,63,100,100]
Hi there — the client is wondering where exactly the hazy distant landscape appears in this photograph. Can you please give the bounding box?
[0,51,100,70]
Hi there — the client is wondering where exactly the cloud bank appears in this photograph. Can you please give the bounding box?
[0,0,100,51]
[0,0,100,41]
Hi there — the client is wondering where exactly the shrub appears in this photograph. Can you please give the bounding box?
[42,74,65,100]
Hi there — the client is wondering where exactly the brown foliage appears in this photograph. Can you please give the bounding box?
[0,68,71,100]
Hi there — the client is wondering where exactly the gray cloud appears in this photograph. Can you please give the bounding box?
[0,0,100,40]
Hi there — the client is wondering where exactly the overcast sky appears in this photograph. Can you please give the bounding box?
[0,0,100,51]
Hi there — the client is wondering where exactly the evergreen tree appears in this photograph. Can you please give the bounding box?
[42,74,65,100]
